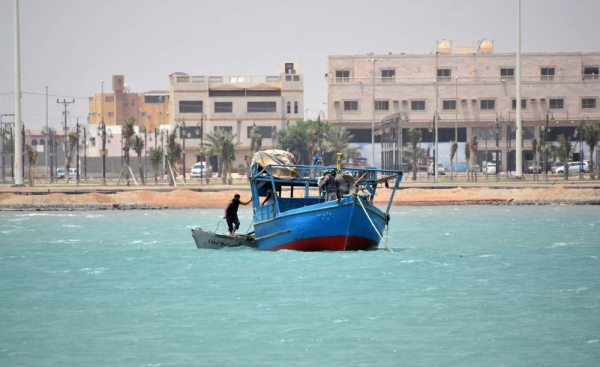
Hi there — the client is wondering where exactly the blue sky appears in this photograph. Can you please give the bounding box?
[1,0,599,129]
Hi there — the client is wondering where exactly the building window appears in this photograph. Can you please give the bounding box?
[437,69,451,82]
[381,69,395,83]
[411,100,426,111]
[480,99,495,110]
[541,67,555,81]
[442,100,456,111]
[549,98,564,109]
[582,98,597,109]
[344,101,358,111]
[179,100,203,113]
[335,70,350,83]
[131,99,136,106]
[500,68,515,81]
[286,101,291,114]
[124,100,129,107]
[145,95,166,103]
[108,111,114,118]
[583,66,599,80]
[104,96,114,103]
[247,101,276,113]
[294,101,298,114]
[511,99,527,110]
[375,101,389,111]
[246,125,273,138]
[214,102,233,113]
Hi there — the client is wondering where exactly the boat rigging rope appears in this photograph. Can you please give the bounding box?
[356,195,393,253]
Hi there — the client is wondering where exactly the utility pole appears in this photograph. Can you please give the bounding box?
[57,98,75,167]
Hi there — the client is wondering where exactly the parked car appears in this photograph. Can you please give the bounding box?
[482,162,496,174]
[555,161,590,174]
[525,161,541,174]
[428,162,446,175]
[68,168,78,179]
[551,162,563,173]
[56,168,65,179]
[190,162,211,178]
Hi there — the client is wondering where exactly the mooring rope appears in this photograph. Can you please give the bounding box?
[356,194,393,253]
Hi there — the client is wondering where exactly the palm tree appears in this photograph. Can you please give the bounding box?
[406,128,422,180]
[166,127,182,186]
[324,125,360,165]
[220,131,239,184]
[204,128,230,179]
[450,140,458,180]
[531,138,538,181]
[130,134,145,185]
[65,129,79,184]
[26,143,37,187]
[469,136,478,182]
[122,118,135,186]
[465,141,471,182]
[249,125,262,154]
[584,121,600,179]
[557,134,572,180]
[148,146,164,185]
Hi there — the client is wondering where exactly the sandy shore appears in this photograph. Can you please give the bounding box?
[1,183,599,211]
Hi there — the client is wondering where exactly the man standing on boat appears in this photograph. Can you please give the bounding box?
[320,169,338,201]
[224,194,252,236]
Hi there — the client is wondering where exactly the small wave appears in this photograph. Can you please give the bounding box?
[587,339,599,344]
[333,319,349,323]
[7,217,29,222]
[85,214,105,218]
[480,254,497,258]
[62,224,82,228]
[50,239,81,244]
[400,259,422,264]
[549,242,574,249]
[80,267,107,275]
[16,212,76,217]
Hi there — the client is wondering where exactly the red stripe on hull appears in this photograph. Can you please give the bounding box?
[268,235,378,252]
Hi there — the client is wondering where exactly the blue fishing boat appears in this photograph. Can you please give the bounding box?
[248,150,403,251]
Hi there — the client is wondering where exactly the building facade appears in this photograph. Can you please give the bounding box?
[327,41,600,171]
[168,62,304,174]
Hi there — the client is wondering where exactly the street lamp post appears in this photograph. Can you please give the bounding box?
[433,51,439,182]
[73,122,80,186]
[199,114,204,183]
[178,119,187,183]
[83,126,90,181]
[544,110,554,181]
[579,116,588,179]
[367,58,381,167]
[97,122,112,185]
[160,128,167,180]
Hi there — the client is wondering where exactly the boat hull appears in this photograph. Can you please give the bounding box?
[253,195,386,251]
[191,227,255,249]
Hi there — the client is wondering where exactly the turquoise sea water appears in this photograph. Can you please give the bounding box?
[1,206,599,366]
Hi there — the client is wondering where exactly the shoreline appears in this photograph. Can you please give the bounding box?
[1,184,599,211]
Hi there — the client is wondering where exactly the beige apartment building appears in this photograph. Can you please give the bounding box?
[168,61,304,174]
[327,40,600,172]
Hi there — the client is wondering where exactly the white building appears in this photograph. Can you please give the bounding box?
[327,40,600,171]
[168,62,304,174]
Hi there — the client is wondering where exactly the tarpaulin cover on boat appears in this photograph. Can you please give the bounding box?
[251,149,300,179]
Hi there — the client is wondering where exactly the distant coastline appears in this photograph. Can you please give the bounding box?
[1,183,599,211]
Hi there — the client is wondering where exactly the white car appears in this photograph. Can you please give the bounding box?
[428,162,446,175]
[190,162,211,178]
[555,161,589,174]
[68,168,77,179]
[482,162,496,174]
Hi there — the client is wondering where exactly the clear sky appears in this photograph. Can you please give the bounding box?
[1,0,599,130]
